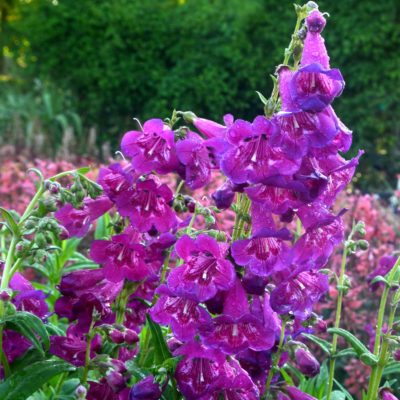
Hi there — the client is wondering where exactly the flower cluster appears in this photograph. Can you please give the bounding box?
[0,4,374,400]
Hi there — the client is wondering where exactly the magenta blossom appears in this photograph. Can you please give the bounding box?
[294,348,320,377]
[115,177,177,233]
[90,228,154,283]
[55,195,113,238]
[200,280,275,354]
[221,116,300,185]
[150,285,211,342]
[167,234,235,302]
[231,227,292,277]
[121,118,179,174]
[129,376,162,400]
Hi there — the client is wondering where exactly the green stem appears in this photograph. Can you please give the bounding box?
[115,281,138,325]
[326,244,348,400]
[18,186,45,226]
[175,179,185,196]
[81,319,96,385]
[265,320,286,395]
[231,194,251,242]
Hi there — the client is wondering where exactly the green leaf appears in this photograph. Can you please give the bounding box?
[333,379,354,400]
[146,315,172,365]
[334,348,358,359]
[0,360,75,400]
[95,212,111,239]
[383,361,400,376]
[0,207,21,236]
[327,328,369,357]
[302,333,332,355]
[329,391,346,400]
[255,91,269,105]
[359,352,378,366]
[1,312,50,355]
[280,368,294,386]
[76,166,91,175]
[10,349,45,374]
[63,261,99,274]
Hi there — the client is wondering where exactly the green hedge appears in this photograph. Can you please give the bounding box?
[7,0,400,191]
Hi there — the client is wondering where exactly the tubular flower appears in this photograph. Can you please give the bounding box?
[221,116,300,185]
[115,177,177,234]
[90,228,152,283]
[150,285,211,342]
[121,118,179,174]
[290,10,344,112]
[55,195,113,238]
[200,280,275,354]
[167,234,235,302]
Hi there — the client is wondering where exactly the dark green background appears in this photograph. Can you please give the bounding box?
[3,0,400,191]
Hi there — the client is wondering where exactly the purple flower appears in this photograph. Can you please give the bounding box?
[121,118,179,174]
[367,255,397,291]
[50,326,101,367]
[212,180,240,209]
[231,227,292,277]
[87,381,119,400]
[290,11,344,112]
[246,183,302,216]
[174,341,226,400]
[98,163,137,202]
[55,269,122,333]
[221,116,300,185]
[192,114,233,139]
[150,285,211,342]
[381,389,400,400]
[55,195,113,238]
[167,234,235,302]
[115,177,177,234]
[9,272,48,318]
[129,376,162,400]
[294,348,320,377]
[292,206,344,269]
[200,280,275,354]
[270,270,329,318]
[285,386,318,400]
[90,228,152,283]
[208,359,260,400]
[176,132,228,190]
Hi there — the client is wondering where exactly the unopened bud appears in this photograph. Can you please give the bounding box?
[357,240,369,250]
[75,385,87,399]
[109,329,125,344]
[124,329,139,344]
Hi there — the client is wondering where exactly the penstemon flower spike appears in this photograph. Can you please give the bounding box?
[4,2,398,400]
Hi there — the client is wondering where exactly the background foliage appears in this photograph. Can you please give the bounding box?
[1,0,399,191]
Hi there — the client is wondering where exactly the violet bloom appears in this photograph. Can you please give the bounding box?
[129,376,162,400]
[50,326,101,367]
[208,359,259,400]
[98,163,137,202]
[167,234,235,302]
[290,10,344,112]
[90,228,152,283]
[270,270,329,318]
[55,195,113,238]
[121,118,179,174]
[246,182,302,216]
[381,389,400,400]
[285,387,318,400]
[367,255,397,291]
[9,272,48,318]
[294,348,320,377]
[115,177,177,234]
[292,206,344,270]
[176,132,228,190]
[192,113,233,139]
[55,269,122,333]
[200,280,275,354]
[272,67,338,158]
[221,116,300,185]
[231,227,292,277]
[150,285,211,342]
[87,380,119,400]
[174,341,226,400]
[212,180,239,210]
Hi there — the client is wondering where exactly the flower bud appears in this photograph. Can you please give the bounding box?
[357,240,369,250]
[106,371,126,393]
[124,329,139,345]
[129,375,162,400]
[0,290,11,302]
[35,232,47,248]
[75,385,87,399]
[380,389,399,400]
[393,349,400,362]
[294,348,320,377]
[109,329,125,344]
